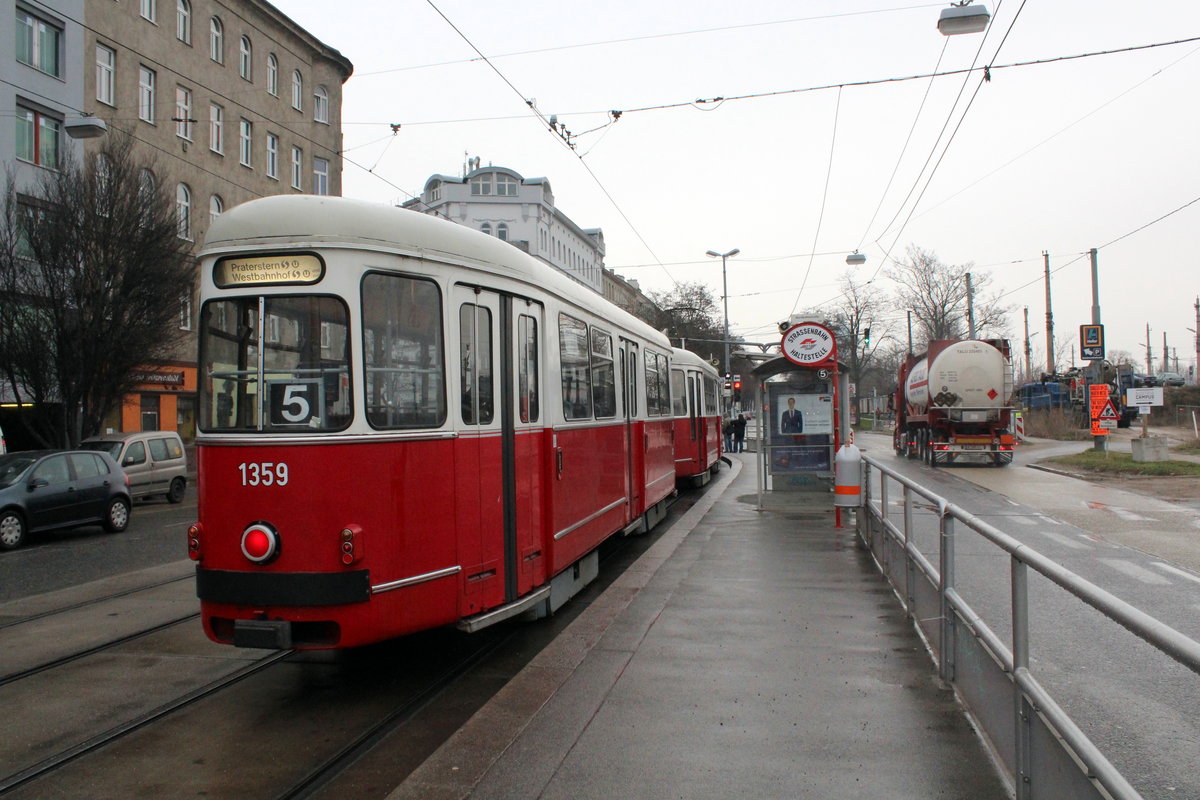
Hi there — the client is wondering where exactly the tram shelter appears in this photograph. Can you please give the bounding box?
[749,321,851,510]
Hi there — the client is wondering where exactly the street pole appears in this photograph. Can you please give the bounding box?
[1089,248,1104,452]
[1145,324,1153,376]
[965,272,976,338]
[906,310,913,356]
[706,248,740,376]
[1022,306,1032,381]
[1043,251,1055,375]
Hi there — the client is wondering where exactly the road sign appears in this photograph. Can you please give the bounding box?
[1126,387,1163,407]
[1098,400,1119,421]
[1089,384,1110,436]
[1080,324,1105,360]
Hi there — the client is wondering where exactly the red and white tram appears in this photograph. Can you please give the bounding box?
[670,348,723,485]
[188,196,678,649]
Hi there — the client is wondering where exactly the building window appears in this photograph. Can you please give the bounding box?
[239,119,252,166]
[140,0,156,23]
[313,157,329,195]
[496,174,518,196]
[16,10,62,78]
[209,103,223,153]
[209,16,223,63]
[15,107,62,169]
[96,45,115,106]
[290,146,302,189]
[175,86,193,140]
[428,180,441,202]
[480,222,491,236]
[176,0,191,43]
[313,86,329,123]
[470,175,491,196]
[239,36,252,80]
[266,133,278,179]
[291,70,303,111]
[497,222,509,241]
[209,194,223,222]
[138,66,156,123]
[176,183,192,240]
[180,292,193,331]
[266,53,278,96]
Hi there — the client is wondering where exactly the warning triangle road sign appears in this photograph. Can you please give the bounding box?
[1098,400,1120,421]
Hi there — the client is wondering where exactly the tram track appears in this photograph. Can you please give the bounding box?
[0,650,291,796]
[0,574,192,632]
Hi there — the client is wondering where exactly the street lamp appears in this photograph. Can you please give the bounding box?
[937,2,990,35]
[705,248,740,375]
[64,114,108,139]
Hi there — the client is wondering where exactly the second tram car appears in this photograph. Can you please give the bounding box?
[188,196,678,649]
[670,348,723,485]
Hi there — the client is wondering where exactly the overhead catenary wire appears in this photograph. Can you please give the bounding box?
[790,85,843,315]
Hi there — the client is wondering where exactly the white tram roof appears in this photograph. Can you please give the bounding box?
[670,347,720,376]
[201,195,669,349]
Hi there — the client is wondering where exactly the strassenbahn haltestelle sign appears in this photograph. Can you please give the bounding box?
[781,322,837,367]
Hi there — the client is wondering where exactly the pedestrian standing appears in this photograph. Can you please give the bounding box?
[723,417,734,453]
[732,414,747,453]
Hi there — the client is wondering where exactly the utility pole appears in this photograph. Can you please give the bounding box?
[1043,251,1055,375]
[1088,248,1103,452]
[1145,324,1153,375]
[1023,306,1032,381]
[965,272,976,338]
[1162,331,1169,373]
[1194,296,1200,384]
[906,310,913,356]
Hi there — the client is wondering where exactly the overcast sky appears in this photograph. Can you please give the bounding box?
[274,0,1200,376]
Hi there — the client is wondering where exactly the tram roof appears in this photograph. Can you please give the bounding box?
[671,347,720,375]
[201,195,669,348]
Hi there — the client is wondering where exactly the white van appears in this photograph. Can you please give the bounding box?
[82,431,187,503]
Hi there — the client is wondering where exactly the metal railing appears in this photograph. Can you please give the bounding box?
[857,452,1200,800]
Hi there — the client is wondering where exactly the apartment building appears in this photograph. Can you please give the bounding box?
[81,0,353,437]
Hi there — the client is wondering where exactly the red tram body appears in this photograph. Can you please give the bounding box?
[670,348,723,485]
[189,196,684,649]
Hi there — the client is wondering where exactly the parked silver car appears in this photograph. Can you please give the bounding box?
[81,431,188,503]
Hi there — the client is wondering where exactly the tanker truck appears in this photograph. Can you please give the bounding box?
[894,338,1016,467]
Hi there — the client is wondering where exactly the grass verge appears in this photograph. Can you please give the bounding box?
[1046,449,1200,476]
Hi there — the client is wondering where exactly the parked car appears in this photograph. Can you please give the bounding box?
[81,431,187,503]
[1156,372,1185,387]
[1131,373,1156,387]
[0,450,131,550]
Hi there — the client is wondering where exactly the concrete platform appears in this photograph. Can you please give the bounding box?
[388,455,1010,800]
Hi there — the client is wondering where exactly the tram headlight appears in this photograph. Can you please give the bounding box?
[187,523,203,561]
[241,522,281,565]
[340,525,363,566]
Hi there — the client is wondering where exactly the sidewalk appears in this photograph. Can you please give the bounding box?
[388,456,1009,800]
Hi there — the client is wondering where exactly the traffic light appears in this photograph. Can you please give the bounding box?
[862,327,871,346]
[732,378,743,402]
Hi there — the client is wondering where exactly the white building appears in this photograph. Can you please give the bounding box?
[404,163,606,294]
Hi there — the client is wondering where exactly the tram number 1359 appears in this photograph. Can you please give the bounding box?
[239,462,290,487]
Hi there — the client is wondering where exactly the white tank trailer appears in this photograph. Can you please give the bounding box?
[895,339,1015,466]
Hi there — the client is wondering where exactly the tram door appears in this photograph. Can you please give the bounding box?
[620,339,642,519]
[454,285,543,613]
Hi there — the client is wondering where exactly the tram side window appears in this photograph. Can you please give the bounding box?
[459,303,494,425]
[362,273,445,429]
[670,368,687,417]
[559,314,591,420]
[590,327,616,419]
[518,314,539,423]
[644,351,670,416]
[703,376,718,415]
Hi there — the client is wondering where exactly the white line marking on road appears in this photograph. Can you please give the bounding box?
[1036,515,1062,526]
[1084,501,1155,522]
[1032,529,1090,550]
[1008,516,1035,526]
[1098,558,1172,585]
[1153,563,1200,587]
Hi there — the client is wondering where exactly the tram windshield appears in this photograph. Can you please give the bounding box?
[200,295,352,432]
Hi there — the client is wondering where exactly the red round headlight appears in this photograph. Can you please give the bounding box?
[241,523,280,564]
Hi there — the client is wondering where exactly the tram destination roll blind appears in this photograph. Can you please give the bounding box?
[214,253,324,288]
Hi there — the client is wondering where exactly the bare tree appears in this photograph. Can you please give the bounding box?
[824,271,893,392]
[0,133,196,447]
[888,245,1011,348]
[648,281,728,363]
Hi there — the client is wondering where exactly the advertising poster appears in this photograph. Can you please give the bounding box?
[769,387,833,473]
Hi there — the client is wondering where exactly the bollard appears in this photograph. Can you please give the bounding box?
[834,443,862,508]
